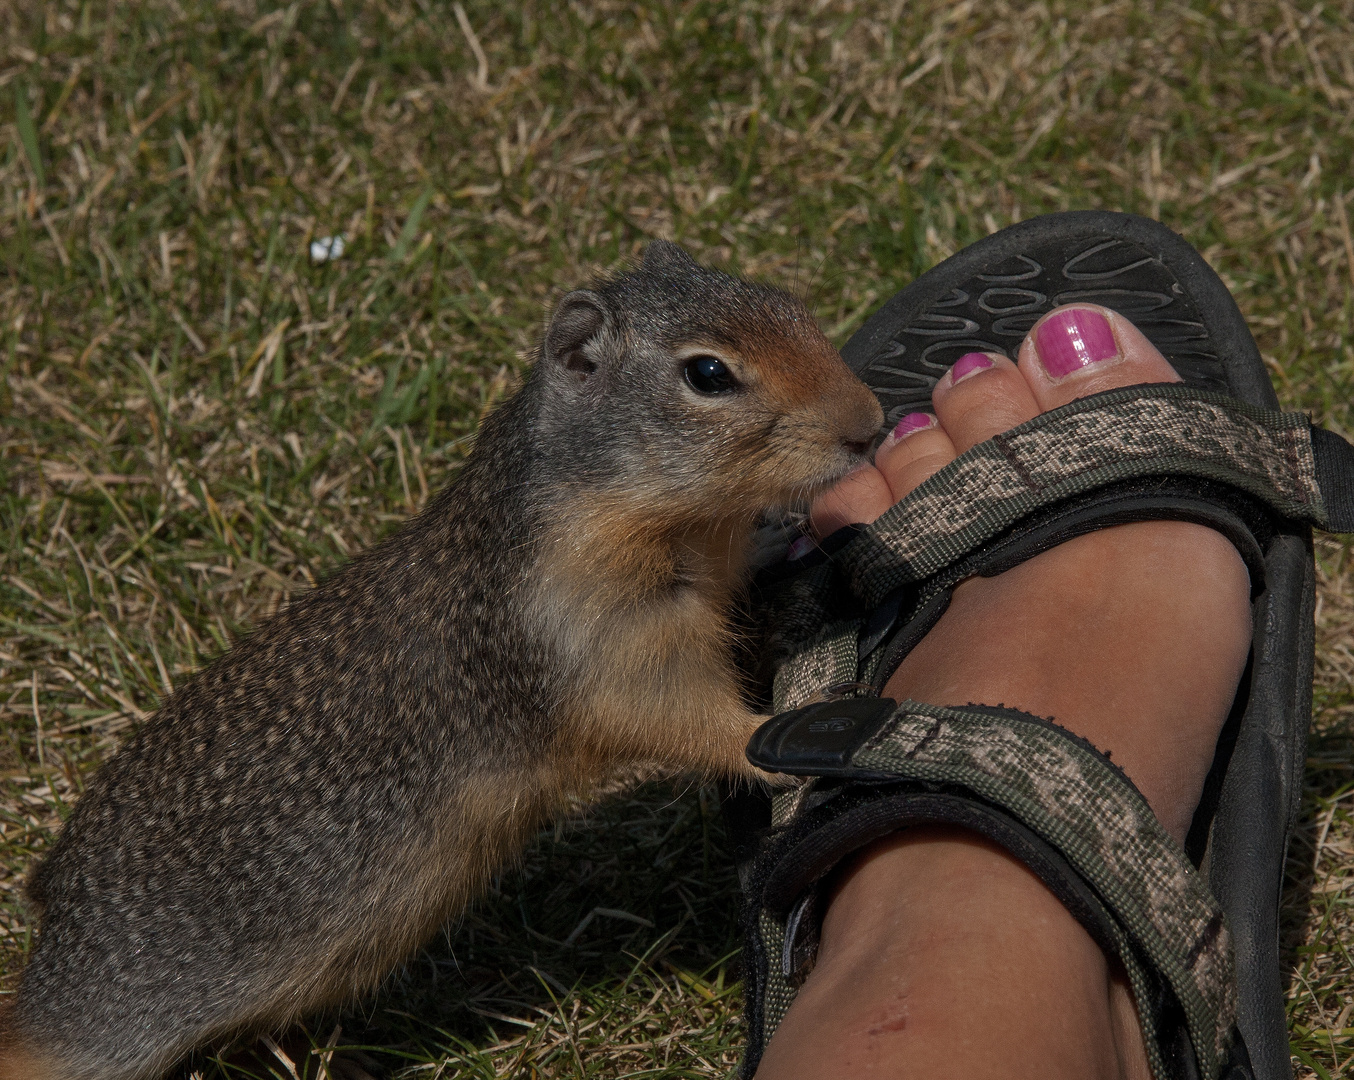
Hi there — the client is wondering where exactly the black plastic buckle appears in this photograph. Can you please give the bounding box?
[746,696,899,775]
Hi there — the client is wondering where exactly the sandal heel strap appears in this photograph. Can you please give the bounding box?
[745,699,1240,1080]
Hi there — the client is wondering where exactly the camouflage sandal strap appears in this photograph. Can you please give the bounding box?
[760,384,1354,713]
[837,383,1345,610]
[741,698,1251,1080]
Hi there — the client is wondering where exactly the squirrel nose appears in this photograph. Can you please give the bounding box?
[837,385,885,454]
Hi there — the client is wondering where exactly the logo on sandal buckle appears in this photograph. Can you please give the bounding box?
[807,718,854,733]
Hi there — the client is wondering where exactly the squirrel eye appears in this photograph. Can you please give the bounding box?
[684,355,738,395]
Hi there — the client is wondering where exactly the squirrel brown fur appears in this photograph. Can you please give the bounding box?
[0,241,882,1080]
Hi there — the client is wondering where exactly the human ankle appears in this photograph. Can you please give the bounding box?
[759,829,1127,1080]
[819,830,1109,982]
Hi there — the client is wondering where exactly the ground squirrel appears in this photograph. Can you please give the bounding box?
[0,241,882,1080]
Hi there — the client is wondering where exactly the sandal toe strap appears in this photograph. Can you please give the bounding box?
[757,383,1354,712]
[841,383,1335,609]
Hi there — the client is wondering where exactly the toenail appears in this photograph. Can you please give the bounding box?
[884,412,938,444]
[1034,308,1119,378]
[949,352,995,384]
[787,534,817,561]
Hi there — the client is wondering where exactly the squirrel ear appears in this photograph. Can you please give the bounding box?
[641,240,698,272]
[544,290,608,380]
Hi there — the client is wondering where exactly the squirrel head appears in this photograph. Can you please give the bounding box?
[528,241,883,521]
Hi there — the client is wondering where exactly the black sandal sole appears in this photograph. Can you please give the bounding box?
[843,210,1277,420]
[839,211,1309,1080]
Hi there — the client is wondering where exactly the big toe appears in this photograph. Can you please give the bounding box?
[1018,304,1181,410]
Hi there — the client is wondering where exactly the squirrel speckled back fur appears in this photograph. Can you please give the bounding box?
[0,242,882,1080]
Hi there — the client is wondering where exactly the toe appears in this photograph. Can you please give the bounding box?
[809,463,894,536]
[931,351,1041,454]
[874,412,959,500]
[1018,305,1181,411]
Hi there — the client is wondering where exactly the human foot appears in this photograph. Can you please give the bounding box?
[803,303,1252,842]
[755,305,1254,1080]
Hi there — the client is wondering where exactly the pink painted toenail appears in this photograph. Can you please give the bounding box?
[887,412,937,442]
[950,352,995,384]
[1034,308,1119,377]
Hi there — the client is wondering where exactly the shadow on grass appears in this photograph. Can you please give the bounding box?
[180,782,745,1079]
[176,724,1354,1080]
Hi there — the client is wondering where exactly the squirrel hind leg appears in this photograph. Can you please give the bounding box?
[0,1028,168,1080]
[0,955,293,1080]
[0,1013,80,1080]
[0,1053,55,1080]
[0,1053,66,1080]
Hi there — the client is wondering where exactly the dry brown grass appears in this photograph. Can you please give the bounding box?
[2,0,1353,1075]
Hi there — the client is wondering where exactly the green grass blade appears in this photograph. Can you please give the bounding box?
[14,82,44,190]
[392,187,432,262]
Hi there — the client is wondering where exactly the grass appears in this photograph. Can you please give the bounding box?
[1,0,1353,1075]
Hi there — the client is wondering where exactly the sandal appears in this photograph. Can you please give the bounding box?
[730,211,1354,1080]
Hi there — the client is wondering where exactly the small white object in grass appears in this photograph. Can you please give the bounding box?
[310,235,346,263]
